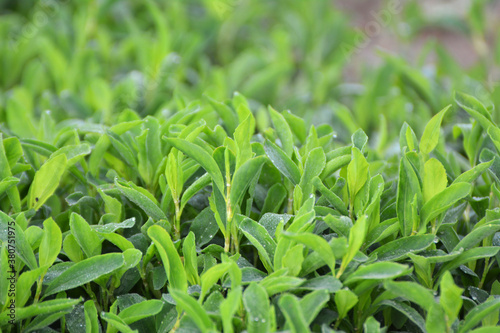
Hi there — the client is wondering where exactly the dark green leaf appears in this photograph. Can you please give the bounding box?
[44,253,124,296]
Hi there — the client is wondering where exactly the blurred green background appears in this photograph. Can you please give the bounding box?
[1,0,499,146]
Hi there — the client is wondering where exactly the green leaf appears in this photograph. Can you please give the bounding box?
[44,253,124,296]
[118,300,164,325]
[29,154,67,210]
[279,294,310,333]
[352,129,368,151]
[480,149,500,182]
[383,281,435,311]
[397,153,422,236]
[282,244,305,277]
[299,290,330,325]
[420,183,471,225]
[0,133,22,212]
[439,271,463,325]
[420,105,450,154]
[0,298,82,326]
[321,154,351,179]
[0,212,37,270]
[220,287,242,333]
[452,222,500,252]
[98,189,123,222]
[243,283,271,333]
[106,130,138,169]
[269,106,294,157]
[408,253,432,288]
[364,218,399,248]
[24,311,70,333]
[339,215,367,277]
[379,299,426,332]
[0,177,19,196]
[261,183,287,215]
[347,147,369,201]
[259,274,303,296]
[189,207,219,248]
[313,177,349,216]
[180,173,211,212]
[323,215,352,238]
[239,217,276,272]
[98,233,134,252]
[423,158,447,203]
[84,300,100,333]
[399,122,418,152]
[147,225,188,292]
[453,160,494,184]
[234,115,254,169]
[200,262,232,302]
[101,312,136,333]
[369,235,435,261]
[114,248,142,282]
[206,95,238,134]
[164,138,225,195]
[283,110,307,144]
[469,327,500,333]
[298,276,342,293]
[344,262,411,284]
[89,135,110,177]
[282,231,336,275]
[426,303,447,333]
[458,298,500,333]
[364,316,382,333]
[91,218,135,234]
[69,213,102,258]
[17,270,52,307]
[0,247,8,308]
[230,156,266,207]
[166,152,183,201]
[3,136,23,168]
[143,116,162,170]
[264,140,300,185]
[39,218,62,268]
[334,288,358,321]
[437,247,499,280]
[170,289,215,332]
[299,148,326,198]
[455,91,494,131]
[51,144,91,166]
[115,179,166,221]
[487,126,500,153]
[183,232,200,286]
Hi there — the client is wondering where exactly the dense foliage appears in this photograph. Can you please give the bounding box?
[1,1,500,332]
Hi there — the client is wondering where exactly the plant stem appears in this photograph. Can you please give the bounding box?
[85,284,102,314]
[478,258,490,289]
[33,273,46,304]
[140,268,152,299]
[334,317,341,329]
[173,199,181,240]
[225,179,233,253]
[171,313,182,332]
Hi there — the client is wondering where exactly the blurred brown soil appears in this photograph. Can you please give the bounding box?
[335,0,500,80]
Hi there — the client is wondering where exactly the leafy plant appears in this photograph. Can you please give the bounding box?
[0,1,499,332]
